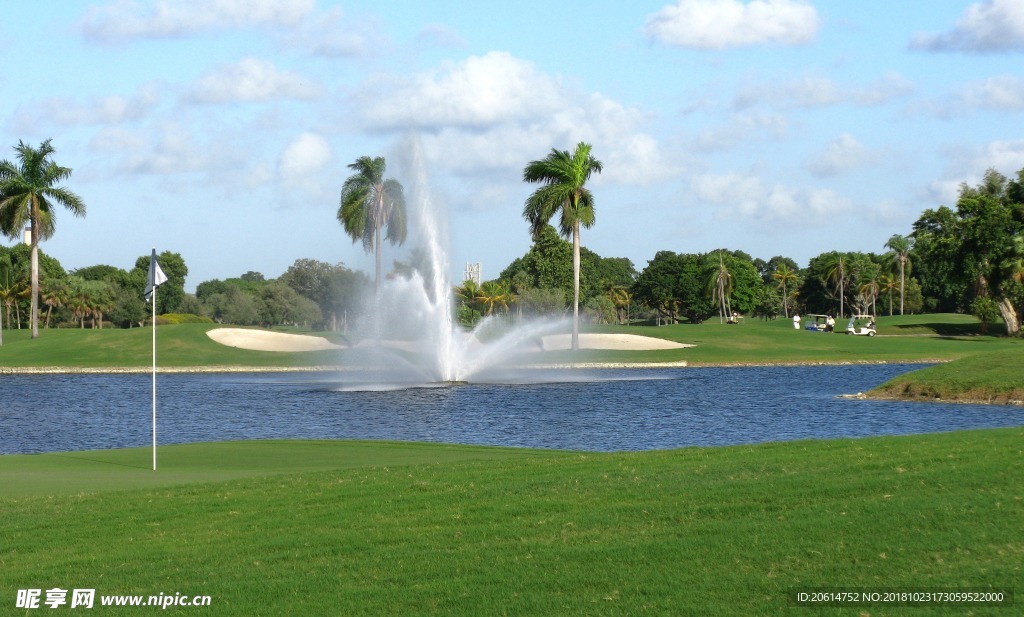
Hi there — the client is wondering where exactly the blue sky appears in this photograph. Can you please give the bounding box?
[3,0,1024,291]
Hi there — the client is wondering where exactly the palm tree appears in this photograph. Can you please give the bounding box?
[884,234,913,315]
[0,139,86,338]
[772,264,798,318]
[823,254,847,319]
[476,280,510,316]
[337,156,407,293]
[40,278,68,329]
[879,274,898,316]
[522,142,603,351]
[606,285,632,325]
[857,274,880,317]
[708,253,734,324]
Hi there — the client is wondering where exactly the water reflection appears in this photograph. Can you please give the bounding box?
[2,364,1022,454]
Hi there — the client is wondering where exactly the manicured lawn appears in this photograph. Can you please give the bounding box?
[0,324,336,369]
[2,432,1020,615]
[870,346,1024,403]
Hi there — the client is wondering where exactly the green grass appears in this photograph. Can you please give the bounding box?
[2,432,1021,615]
[537,313,1022,366]
[870,347,1024,403]
[0,324,337,369]
[1,314,1018,370]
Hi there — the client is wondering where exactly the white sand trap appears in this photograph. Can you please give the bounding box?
[540,333,692,351]
[207,328,344,352]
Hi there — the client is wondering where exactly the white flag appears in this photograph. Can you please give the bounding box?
[145,249,168,302]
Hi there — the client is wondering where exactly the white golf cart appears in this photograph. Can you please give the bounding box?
[804,314,830,332]
[846,314,877,336]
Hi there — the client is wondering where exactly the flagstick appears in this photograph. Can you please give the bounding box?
[152,284,157,471]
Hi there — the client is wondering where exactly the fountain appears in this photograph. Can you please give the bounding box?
[340,138,568,388]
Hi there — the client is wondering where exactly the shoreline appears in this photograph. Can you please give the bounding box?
[0,358,942,374]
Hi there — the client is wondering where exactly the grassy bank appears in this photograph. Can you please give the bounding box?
[2,432,1020,615]
[1,314,1019,370]
[869,347,1024,404]
[0,324,336,369]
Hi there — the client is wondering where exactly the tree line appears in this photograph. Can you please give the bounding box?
[2,138,1022,340]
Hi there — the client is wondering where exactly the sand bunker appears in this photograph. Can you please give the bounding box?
[206,328,344,352]
[207,328,690,354]
[540,333,692,351]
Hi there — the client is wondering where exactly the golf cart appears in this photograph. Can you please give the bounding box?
[846,314,877,336]
[804,314,830,332]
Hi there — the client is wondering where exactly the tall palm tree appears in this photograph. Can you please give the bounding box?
[857,274,880,317]
[772,264,798,318]
[884,234,913,315]
[823,254,847,319]
[879,274,898,316]
[523,142,603,351]
[40,278,68,329]
[709,253,734,324]
[337,156,407,293]
[0,139,86,338]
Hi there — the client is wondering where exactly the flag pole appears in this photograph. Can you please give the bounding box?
[152,281,157,471]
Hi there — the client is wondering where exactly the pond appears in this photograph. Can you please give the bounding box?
[3,364,1023,454]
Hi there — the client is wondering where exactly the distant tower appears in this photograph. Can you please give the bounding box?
[464,262,481,285]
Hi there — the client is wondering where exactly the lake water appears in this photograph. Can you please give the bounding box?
[2,364,1023,455]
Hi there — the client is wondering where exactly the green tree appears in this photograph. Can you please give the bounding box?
[337,156,407,292]
[822,253,847,318]
[912,168,1024,334]
[708,253,734,323]
[476,280,510,316]
[522,142,603,350]
[0,139,86,338]
[884,233,913,315]
[772,264,798,318]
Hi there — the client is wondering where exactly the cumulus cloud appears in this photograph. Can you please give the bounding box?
[692,172,852,221]
[80,0,314,41]
[805,134,878,177]
[187,58,322,104]
[643,0,819,49]
[358,52,565,129]
[278,132,331,191]
[911,0,1024,53]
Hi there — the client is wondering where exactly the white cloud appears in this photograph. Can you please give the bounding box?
[359,52,565,129]
[80,0,314,41]
[734,72,914,109]
[692,172,852,221]
[278,132,331,189]
[280,7,388,58]
[805,134,877,177]
[10,86,160,131]
[187,58,322,104]
[644,0,819,49]
[694,111,788,151]
[958,75,1024,110]
[927,139,1024,203]
[911,0,1024,53]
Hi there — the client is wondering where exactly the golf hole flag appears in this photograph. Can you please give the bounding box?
[145,249,168,302]
[145,249,167,471]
